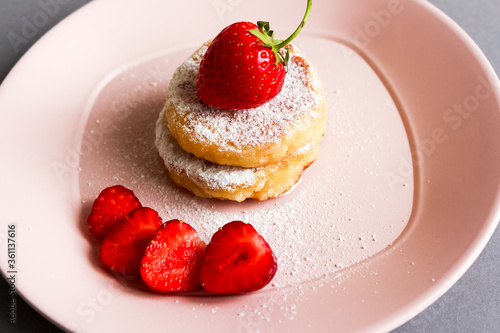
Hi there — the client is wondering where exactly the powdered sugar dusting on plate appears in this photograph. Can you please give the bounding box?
[78,38,413,292]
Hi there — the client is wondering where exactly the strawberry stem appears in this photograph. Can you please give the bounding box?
[249,0,312,67]
[275,0,312,49]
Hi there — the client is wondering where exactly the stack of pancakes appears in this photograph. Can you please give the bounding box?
[155,41,327,202]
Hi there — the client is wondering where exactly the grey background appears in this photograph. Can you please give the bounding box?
[1,0,499,332]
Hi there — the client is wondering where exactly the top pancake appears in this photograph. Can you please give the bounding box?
[164,41,327,168]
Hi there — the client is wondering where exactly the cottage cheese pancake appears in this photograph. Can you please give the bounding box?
[164,41,327,168]
[156,108,320,202]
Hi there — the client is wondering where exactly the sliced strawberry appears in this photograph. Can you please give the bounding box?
[87,185,142,240]
[100,207,162,276]
[199,221,277,294]
[140,220,206,293]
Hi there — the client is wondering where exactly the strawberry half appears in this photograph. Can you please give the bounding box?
[199,221,277,294]
[100,207,162,276]
[87,185,142,240]
[197,0,312,109]
[141,220,206,293]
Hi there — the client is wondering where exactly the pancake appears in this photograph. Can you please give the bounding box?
[155,108,320,202]
[164,41,327,168]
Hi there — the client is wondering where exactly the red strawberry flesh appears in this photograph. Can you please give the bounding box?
[199,221,277,294]
[87,185,142,240]
[141,220,206,293]
[100,207,162,276]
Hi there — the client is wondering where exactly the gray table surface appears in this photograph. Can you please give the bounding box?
[1,0,499,332]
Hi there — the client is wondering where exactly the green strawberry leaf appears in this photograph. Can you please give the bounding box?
[249,0,312,68]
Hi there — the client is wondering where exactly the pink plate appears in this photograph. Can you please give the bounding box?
[1,0,499,332]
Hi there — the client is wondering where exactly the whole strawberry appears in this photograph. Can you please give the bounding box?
[197,0,312,109]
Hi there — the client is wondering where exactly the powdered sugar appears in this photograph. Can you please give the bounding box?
[166,44,322,152]
[155,107,257,191]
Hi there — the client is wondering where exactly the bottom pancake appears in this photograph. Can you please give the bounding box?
[155,108,320,202]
